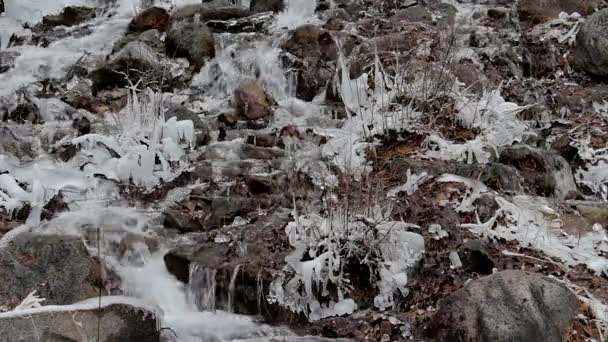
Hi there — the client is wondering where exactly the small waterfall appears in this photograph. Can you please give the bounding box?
[188,263,217,311]
[227,264,241,313]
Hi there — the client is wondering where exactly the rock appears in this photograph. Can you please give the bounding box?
[518,0,596,25]
[90,41,162,93]
[234,79,274,120]
[218,112,239,127]
[5,95,42,124]
[390,5,432,25]
[499,144,578,198]
[458,240,495,274]
[575,8,608,77]
[0,125,35,160]
[281,25,342,100]
[41,6,96,28]
[113,29,164,54]
[166,21,216,71]
[389,157,525,194]
[431,270,579,342]
[0,0,4,14]
[129,6,170,32]
[0,301,160,342]
[282,25,338,61]
[575,203,608,225]
[171,4,250,22]
[164,210,294,318]
[250,0,285,13]
[0,51,19,74]
[0,233,103,308]
[72,116,92,136]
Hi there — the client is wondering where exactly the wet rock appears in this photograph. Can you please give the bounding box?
[166,21,216,71]
[282,25,338,62]
[72,116,91,136]
[431,270,579,342]
[458,240,495,275]
[0,125,35,160]
[575,8,608,77]
[172,4,250,22]
[163,192,280,233]
[164,210,294,318]
[249,132,277,147]
[281,25,341,100]
[389,157,525,194]
[390,5,432,25]
[4,95,42,124]
[518,0,596,26]
[451,62,487,94]
[0,233,103,308]
[206,11,274,33]
[0,51,19,74]
[129,6,170,32]
[41,6,96,28]
[90,41,162,93]
[112,29,164,54]
[0,302,160,342]
[218,112,239,127]
[239,144,286,160]
[250,0,285,13]
[499,144,577,198]
[234,79,274,120]
[574,202,608,225]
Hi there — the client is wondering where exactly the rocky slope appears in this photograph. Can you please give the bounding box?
[0,0,608,341]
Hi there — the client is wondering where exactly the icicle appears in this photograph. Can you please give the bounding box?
[227,264,241,313]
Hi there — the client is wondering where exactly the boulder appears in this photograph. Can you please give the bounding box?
[575,8,608,77]
[281,25,342,100]
[90,41,162,93]
[518,0,597,25]
[41,6,96,28]
[0,0,4,14]
[4,96,42,124]
[234,79,274,120]
[250,0,285,13]
[0,300,160,342]
[0,233,103,308]
[166,22,216,71]
[164,210,293,318]
[390,5,433,25]
[171,4,250,22]
[431,270,579,342]
[112,29,164,54]
[129,7,170,32]
[499,144,578,198]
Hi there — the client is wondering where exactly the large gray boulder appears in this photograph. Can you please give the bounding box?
[0,233,102,309]
[166,21,216,71]
[431,270,579,342]
[575,8,608,76]
[0,300,160,342]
